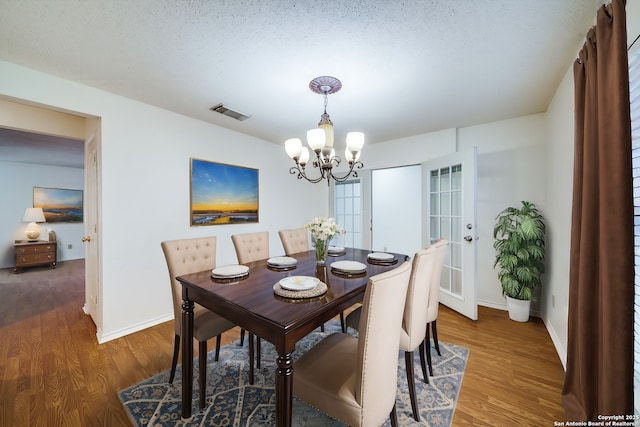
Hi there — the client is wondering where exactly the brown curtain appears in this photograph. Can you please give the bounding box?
[562,0,634,420]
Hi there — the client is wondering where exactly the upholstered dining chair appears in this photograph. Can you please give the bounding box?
[293,261,412,427]
[345,244,437,421]
[278,227,309,255]
[161,236,237,409]
[424,239,449,377]
[231,231,270,264]
[230,231,270,366]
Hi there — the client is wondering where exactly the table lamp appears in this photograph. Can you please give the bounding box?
[23,208,46,240]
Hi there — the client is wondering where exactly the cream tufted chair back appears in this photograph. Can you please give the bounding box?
[293,261,412,426]
[278,227,309,255]
[231,231,270,264]
[162,236,219,335]
[160,236,237,408]
[400,244,437,351]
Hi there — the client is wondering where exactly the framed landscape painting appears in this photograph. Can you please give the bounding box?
[33,187,83,223]
[190,158,259,226]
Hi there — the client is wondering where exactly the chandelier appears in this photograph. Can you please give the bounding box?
[284,76,364,185]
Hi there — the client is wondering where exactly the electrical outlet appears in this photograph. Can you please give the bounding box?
[67,244,72,249]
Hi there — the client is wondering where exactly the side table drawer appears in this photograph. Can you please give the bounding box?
[17,252,55,266]
[16,244,55,255]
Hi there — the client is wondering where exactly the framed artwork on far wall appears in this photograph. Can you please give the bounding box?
[33,187,83,223]
[190,158,259,226]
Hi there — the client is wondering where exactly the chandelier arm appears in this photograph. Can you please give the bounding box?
[329,161,364,183]
[289,164,327,184]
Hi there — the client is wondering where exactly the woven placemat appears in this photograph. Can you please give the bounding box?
[273,281,328,299]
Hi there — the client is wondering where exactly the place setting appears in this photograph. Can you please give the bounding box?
[327,245,346,256]
[266,256,298,271]
[273,275,327,299]
[211,264,250,283]
[366,251,398,265]
[330,260,367,277]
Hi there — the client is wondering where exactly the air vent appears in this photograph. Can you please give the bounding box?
[209,103,251,121]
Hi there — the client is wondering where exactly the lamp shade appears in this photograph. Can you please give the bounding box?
[346,132,365,153]
[299,147,310,166]
[23,208,45,240]
[285,138,302,159]
[307,128,326,152]
[23,208,46,223]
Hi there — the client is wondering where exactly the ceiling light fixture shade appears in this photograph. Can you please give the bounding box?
[285,76,364,185]
[22,207,46,240]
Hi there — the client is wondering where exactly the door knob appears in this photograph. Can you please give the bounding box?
[82,236,91,242]
[463,235,473,242]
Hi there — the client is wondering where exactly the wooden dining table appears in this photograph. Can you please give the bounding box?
[176,247,408,426]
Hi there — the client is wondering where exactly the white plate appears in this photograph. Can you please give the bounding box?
[330,260,367,273]
[267,256,298,266]
[279,276,320,291]
[211,264,249,278]
[328,246,345,254]
[368,252,394,261]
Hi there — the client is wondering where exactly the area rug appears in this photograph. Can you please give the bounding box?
[119,321,468,426]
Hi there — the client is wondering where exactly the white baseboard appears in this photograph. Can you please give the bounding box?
[543,317,567,370]
[96,313,173,344]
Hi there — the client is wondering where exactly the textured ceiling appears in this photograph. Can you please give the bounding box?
[0,0,603,167]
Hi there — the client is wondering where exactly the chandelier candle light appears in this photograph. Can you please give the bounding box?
[285,76,364,185]
[305,216,346,266]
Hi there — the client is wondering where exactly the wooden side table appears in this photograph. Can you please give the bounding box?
[14,240,57,273]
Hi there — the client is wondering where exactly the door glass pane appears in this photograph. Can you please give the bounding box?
[440,265,451,292]
[440,167,451,191]
[451,242,462,269]
[440,217,451,240]
[430,217,439,237]
[452,268,462,294]
[452,190,462,216]
[441,191,451,215]
[430,193,439,215]
[430,170,439,191]
[452,164,462,190]
[452,217,462,243]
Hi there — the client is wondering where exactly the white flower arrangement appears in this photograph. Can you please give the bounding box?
[304,216,346,241]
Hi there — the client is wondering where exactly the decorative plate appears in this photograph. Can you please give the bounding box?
[267,256,298,267]
[211,264,249,279]
[330,260,367,274]
[279,276,320,291]
[368,252,395,261]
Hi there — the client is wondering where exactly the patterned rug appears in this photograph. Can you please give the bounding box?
[119,321,468,426]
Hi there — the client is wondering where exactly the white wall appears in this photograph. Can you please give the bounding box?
[365,114,547,312]
[544,65,574,368]
[0,161,86,266]
[0,60,326,342]
[459,114,547,311]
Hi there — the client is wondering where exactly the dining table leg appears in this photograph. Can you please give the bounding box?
[275,351,293,427]
[181,298,194,418]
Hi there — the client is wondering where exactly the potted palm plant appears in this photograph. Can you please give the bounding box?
[493,201,546,322]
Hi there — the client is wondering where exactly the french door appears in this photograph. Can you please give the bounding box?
[422,148,478,320]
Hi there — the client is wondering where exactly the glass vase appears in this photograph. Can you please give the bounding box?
[313,236,330,266]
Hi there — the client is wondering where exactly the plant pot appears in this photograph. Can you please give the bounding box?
[506,296,531,322]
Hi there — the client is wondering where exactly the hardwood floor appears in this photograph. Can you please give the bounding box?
[0,259,565,426]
